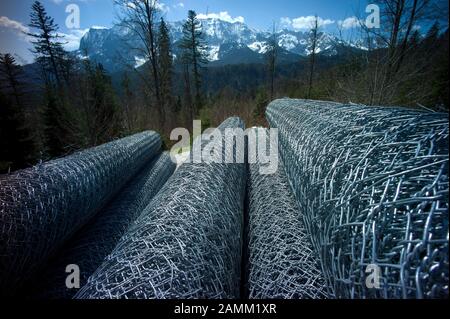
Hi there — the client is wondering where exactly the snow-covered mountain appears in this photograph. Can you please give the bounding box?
[77,18,364,72]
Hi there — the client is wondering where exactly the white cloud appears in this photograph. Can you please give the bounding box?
[337,16,362,29]
[173,2,184,9]
[58,28,89,51]
[279,17,292,29]
[281,16,335,30]
[0,16,29,35]
[91,25,108,30]
[51,0,91,4]
[155,2,170,13]
[197,11,245,24]
[292,16,334,30]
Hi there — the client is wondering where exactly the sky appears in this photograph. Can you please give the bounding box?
[0,0,448,64]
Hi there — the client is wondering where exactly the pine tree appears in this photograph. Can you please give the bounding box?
[91,64,122,145]
[80,61,122,146]
[179,10,208,115]
[0,54,25,108]
[0,55,36,172]
[42,90,68,156]
[158,17,173,124]
[422,22,440,48]
[27,1,66,89]
[27,1,73,157]
[408,29,421,48]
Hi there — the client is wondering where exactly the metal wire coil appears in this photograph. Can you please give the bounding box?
[0,131,162,295]
[75,117,247,299]
[245,127,329,299]
[25,152,175,299]
[266,99,449,299]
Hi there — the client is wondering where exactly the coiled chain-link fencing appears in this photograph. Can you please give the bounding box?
[25,152,176,299]
[245,128,329,299]
[266,99,449,299]
[0,131,161,295]
[75,117,247,299]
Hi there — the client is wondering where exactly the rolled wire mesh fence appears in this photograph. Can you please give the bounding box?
[75,117,247,299]
[0,131,162,295]
[245,128,329,299]
[25,152,176,299]
[266,99,449,299]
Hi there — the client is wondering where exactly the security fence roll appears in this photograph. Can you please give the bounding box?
[75,117,247,299]
[26,152,175,299]
[266,99,449,299]
[0,131,161,295]
[245,128,329,299]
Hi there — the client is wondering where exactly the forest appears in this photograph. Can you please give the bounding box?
[0,0,448,173]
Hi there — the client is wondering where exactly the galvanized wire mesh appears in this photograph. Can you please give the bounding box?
[266,99,449,299]
[245,128,329,299]
[25,152,175,299]
[0,131,161,296]
[75,117,247,299]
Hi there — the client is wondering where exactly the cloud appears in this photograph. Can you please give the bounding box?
[197,11,244,24]
[91,25,108,30]
[155,2,170,13]
[173,2,184,9]
[279,17,292,29]
[337,16,362,29]
[0,16,29,35]
[124,1,169,13]
[58,28,89,51]
[280,15,335,30]
[51,0,91,4]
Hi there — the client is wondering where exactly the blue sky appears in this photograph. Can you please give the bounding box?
[0,0,448,64]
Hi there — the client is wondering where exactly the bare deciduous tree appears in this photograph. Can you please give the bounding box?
[115,0,164,127]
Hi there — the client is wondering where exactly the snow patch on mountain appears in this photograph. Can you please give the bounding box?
[135,56,147,68]
[207,45,220,61]
[277,34,299,51]
[248,41,269,54]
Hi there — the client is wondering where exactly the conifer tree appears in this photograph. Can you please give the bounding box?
[27,1,72,157]
[0,55,35,171]
[158,17,173,124]
[179,10,208,114]
[80,60,122,146]
[27,1,66,89]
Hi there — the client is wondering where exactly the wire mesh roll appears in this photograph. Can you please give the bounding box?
[24,152,175,299]
[75,117,247,299]
[245,128,329,299]
[266,99,449,299]
[0,131,161,295]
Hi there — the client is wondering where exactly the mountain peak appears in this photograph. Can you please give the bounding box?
[78,18,364,72]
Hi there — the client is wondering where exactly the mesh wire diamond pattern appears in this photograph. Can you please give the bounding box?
[266,99,449,299]
[0,131,161,295]
[75,117,247,299]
